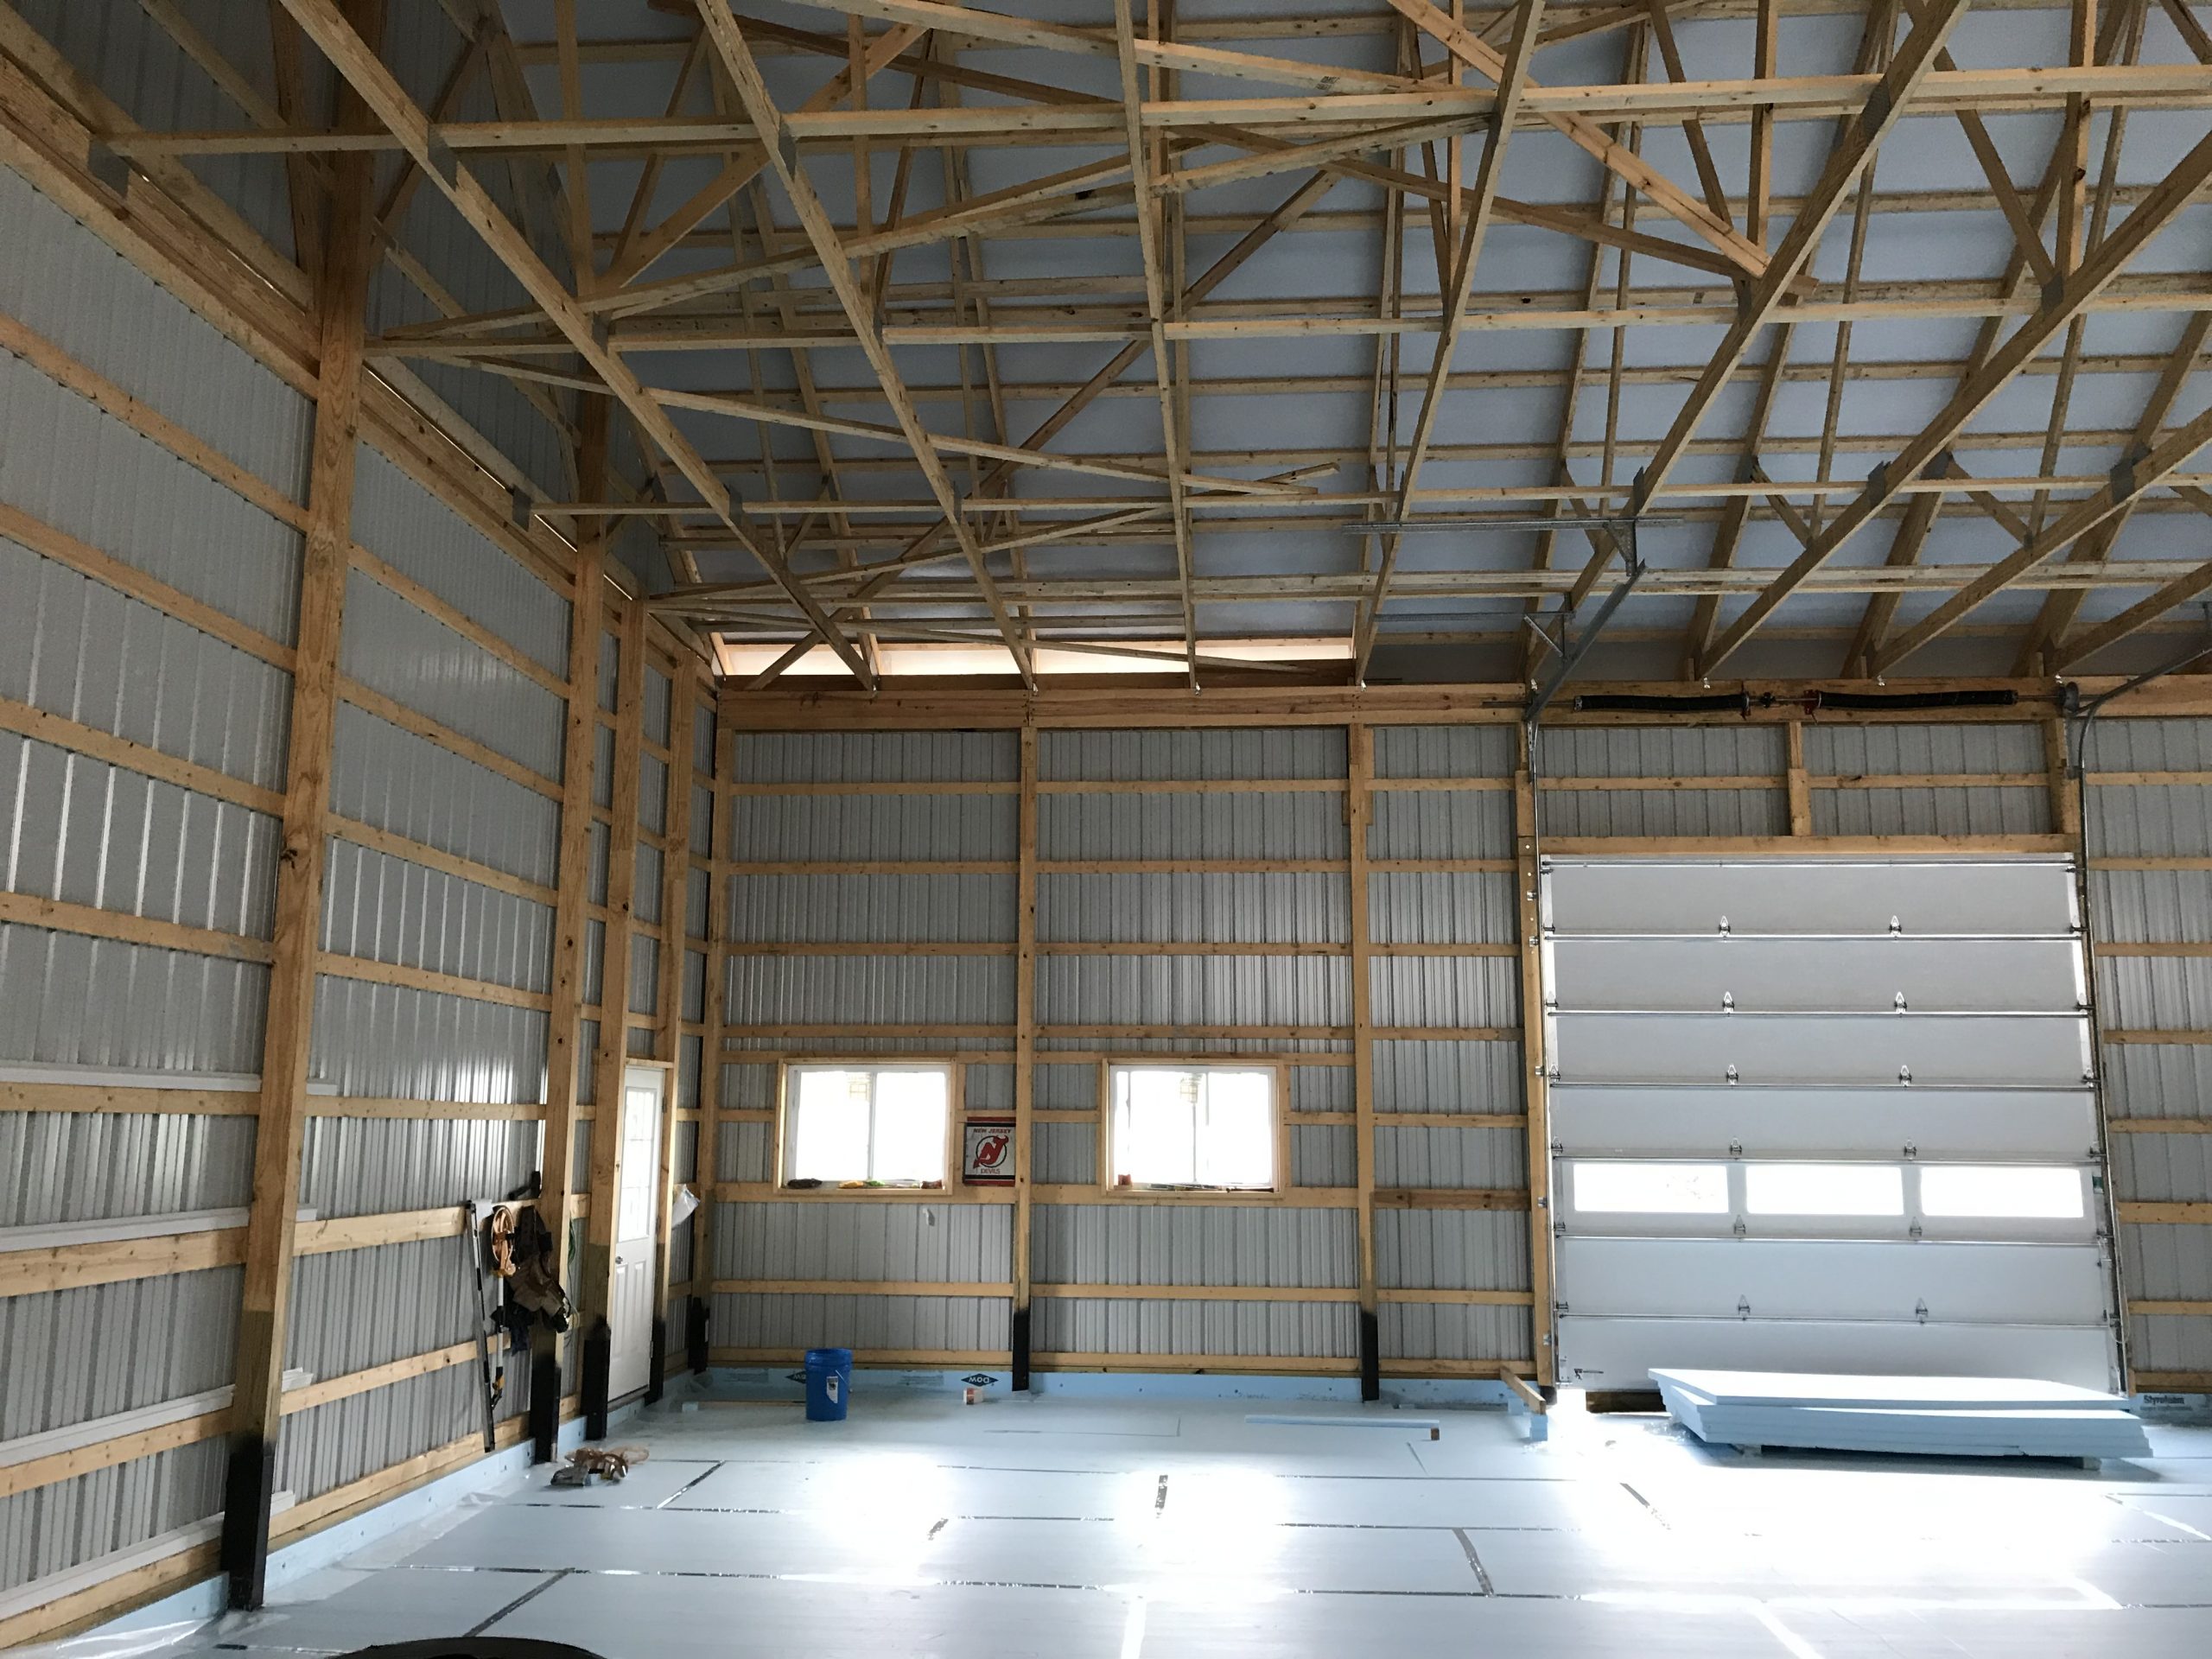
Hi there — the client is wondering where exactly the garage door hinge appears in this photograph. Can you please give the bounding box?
[1732,1217,1747,1237]
[1916,1300,1929,1323]
[1736,1297,1751,1319]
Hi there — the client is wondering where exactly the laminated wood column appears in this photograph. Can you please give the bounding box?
[1011,723,1037,1387]
[580,594,645,1434]
[1785,721,1814,836]
[219,0,383,1610]
[688,720,736,1373]
[530,397,607,1460]
[1348,723,1379,1399]
[1513,732,1556,1388]
[646,678,696,1399]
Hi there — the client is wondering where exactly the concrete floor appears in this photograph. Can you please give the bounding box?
[157,1387,2212,1659]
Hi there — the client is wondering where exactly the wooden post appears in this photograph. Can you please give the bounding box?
[531,396,607,1459]
[580,592,645,1433]
[689,720,735,1373]
[1785,719,1814,836]
[2046,717,2083,838]
[220,0,382,1611]
[1348,722,1380,1399]
[1513,732,1556,1389]
[1011,721,1037,1387]
[647,677,695,1397]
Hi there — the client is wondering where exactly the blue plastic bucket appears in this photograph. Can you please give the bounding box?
[804,1347,853,1421]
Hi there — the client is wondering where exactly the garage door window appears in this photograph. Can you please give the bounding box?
[1921,1165,2084,1219]
[1572,1162,1728,1214]
[1745,1163,1904,1217]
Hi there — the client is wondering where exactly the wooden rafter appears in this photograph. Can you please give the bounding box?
[1702,118,2212,676]
[689,0,1036,685]
[276,0,875,686]
[1353,0,1549,680]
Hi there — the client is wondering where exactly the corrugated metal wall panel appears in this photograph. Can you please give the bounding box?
[0,1269,242,1439]
[1369,872,1515,946]
[0,166,308,495]
[1378,1306,1532,1364]
[1372,1040,1522,1114]
[2,535,292,793]
[731,873,1015,943]
[1375,1210,1532,1292]
[716,1202,1011,1283]
[330,703,560,887]
[2,730,281,938]
[1369,791,1513,859]
[715,1294,1010,1355]
[1369,958,1516,1027]
[1039,728,1345,781]
[1372,726,1516,779]
[276,1365,487,1506]
[307,977,547,1104]
[0,925,268,1071]
[1373,1128,1528,1190]
[350,446,569,676]
[298,1118,537,1218]
[727,957,1016,1027]
[1293,1125,1357,1188]
[1036,957,1348,1029]
[1039,794,1346,861]
[1040,873,1344,944]
[738,731,1017,785]
[1543,785,1787,839]
[1031,1300,1357,1359]
[735,795,1017,861]
[340,572,563,779]
[321,838,553,995]
[5,1,294,257]
[0,1114,253,1227]
[0,347,302,643]
[1029,1206,1355,1289]
[1815,785,2051,837]
[0,1437,229,1597]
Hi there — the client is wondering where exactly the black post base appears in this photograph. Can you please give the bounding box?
[1358,1310,1380,1402]
[685,1295,709,1374]
[582,1319,612,1440]
[219,1436,275,1610]
[1011,1306,1031,1392]
[529,1351,559,1464]
[645,1316,667,1405]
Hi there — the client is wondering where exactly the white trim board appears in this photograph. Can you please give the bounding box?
[0,1372,313,1469]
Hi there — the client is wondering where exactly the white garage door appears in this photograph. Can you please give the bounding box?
[1545,856,2122,1393]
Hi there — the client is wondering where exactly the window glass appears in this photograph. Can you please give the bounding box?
[1572,1162,1728,1214]
[1745,1163,1904,1216]
[784,1065,948,1184]
[1110,1066,1274,1190]
[1921,1165,2083,1219]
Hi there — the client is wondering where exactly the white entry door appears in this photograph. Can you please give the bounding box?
[608,1063,665,1401]
[1544,855,2120,1393]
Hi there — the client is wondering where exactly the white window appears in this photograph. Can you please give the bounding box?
[781,1064,950,1186]
[1108,1065,1275,1191]
[1921,1165,2085,1219]
[1572,1162,1728,1214]
[1745,1163,1904,1217]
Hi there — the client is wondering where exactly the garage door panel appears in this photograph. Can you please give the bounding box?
[1549,1084,2098,1159]
[1556,1317,2116,1392]
[1554,1011,2092,1087]
[1548,937,2084,1014]
[1544,854,2117,1395]
[1544,858,2077,937]
[1557,1236,2112,1323]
